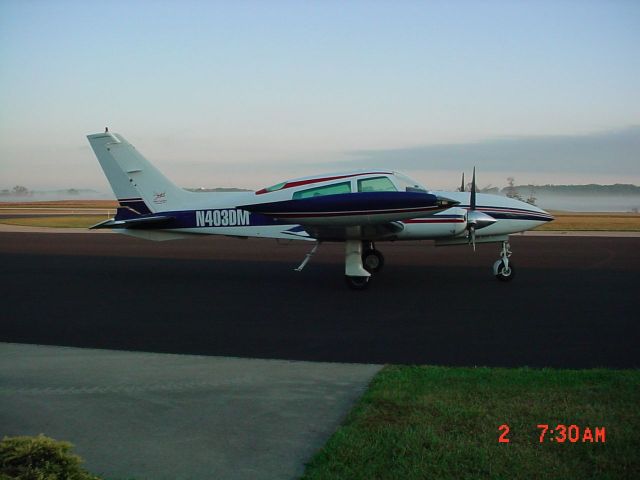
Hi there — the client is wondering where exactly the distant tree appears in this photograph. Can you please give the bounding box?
[525,185,537,205]
[67,188,79,195]
[504,177,523,201]
[479,184,498,194]
[11,185,30,196]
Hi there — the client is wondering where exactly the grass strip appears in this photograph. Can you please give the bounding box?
[536,213,640,231]
[0,200,118,208]
[302,366,640,480]
[0,215,107,228]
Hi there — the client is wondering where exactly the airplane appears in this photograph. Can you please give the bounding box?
[87,130,554,289]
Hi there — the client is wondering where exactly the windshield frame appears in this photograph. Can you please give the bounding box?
[391,172,429,193]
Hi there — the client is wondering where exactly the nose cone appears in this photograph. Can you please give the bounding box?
[512,198,555,222]
[530,204,555,222]
[467,210,498,229]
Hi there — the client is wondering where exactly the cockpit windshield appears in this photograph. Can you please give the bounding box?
[393,172,429,193]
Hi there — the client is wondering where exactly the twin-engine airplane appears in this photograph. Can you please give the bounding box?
[88,131,553,289]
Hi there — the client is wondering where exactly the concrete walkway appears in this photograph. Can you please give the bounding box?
[0,343,381,480]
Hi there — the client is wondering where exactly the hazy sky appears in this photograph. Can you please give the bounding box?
[1,0,639,194]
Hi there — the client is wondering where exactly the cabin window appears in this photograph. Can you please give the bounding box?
[292,181,351,200]
[263,182,286,193]
[357,176,397,193]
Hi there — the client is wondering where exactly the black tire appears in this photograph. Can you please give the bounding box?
[362,249,385,274]
[345,275,371,290]
[495,260,515,282]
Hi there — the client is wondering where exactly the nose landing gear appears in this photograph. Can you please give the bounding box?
[493,241,515,281]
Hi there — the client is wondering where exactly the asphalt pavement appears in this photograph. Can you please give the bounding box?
[1,232,639,368]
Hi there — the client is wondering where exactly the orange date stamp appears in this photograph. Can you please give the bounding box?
[498,424,606,443]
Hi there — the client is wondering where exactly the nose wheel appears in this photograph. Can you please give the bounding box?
[493,241,515,281]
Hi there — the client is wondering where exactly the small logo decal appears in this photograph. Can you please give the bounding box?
[153,192,167,204]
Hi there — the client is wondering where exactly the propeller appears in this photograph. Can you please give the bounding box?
[465,167,497,251]
[470,167,476,210]
[459,172,465,192]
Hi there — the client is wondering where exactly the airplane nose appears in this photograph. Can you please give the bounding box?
[533,206,555,222]
[514,198,555,222]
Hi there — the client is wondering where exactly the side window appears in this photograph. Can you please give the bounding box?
[357,176,398,193]
[293,181,351,200]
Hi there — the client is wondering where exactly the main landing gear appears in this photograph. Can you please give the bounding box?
[344,241,384,290]
[362,242,385,274]
[493,241,515,282]
[298,239,516,290]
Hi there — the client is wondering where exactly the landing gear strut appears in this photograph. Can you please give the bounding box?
[493,241,515,282]
[345,239,371,290]
[294,242,320,272]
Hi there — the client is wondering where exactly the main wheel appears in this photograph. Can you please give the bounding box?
[362,249,384,274]
[493,260,515,282]
[345,275,371,290]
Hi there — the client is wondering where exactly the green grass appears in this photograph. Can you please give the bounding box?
[302,366,640,480]
[536,212,640,231]
[0,215,107,228]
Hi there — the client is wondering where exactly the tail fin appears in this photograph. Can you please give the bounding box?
[87,132,190,214]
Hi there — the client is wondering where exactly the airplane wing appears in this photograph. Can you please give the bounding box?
[241,191,456,241]
[239,192,456,227]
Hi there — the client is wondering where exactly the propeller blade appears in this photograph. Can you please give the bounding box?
[470,166,477,211]
[460,172,465,192]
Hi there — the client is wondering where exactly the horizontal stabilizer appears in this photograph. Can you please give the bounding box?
[90,215,174,230]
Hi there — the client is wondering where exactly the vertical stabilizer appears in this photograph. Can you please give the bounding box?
[87,132,191,213]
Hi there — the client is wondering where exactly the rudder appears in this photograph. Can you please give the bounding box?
[87,131,190,214]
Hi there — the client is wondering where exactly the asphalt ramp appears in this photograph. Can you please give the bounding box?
[0,343,381,479]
